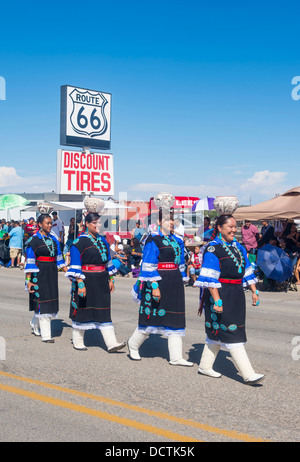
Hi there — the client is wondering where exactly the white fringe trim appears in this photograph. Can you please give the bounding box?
[194,281,222,288]
[137,326,185,337]
[72,321,113,331]
[205,337,246,350]
[138,276,162,282]
[243,277,258,287]
[65,272,86,280]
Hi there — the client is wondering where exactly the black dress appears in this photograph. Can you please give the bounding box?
[25,232,65,316]
[136,231,187,334]
[66,233,117,326]
[195,237,257,345]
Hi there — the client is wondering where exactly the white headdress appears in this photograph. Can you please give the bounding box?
[154,192,175,210]
[84,196,105,214]
[37,202,54,214]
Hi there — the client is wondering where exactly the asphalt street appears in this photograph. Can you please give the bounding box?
[0,268,299,443]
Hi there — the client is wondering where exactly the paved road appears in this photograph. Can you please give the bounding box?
[0,268,299,443]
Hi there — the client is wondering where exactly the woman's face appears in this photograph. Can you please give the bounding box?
[218,217,237,242]
[86,219,99,236]
[40,217,52,234]
[160,216,174,235]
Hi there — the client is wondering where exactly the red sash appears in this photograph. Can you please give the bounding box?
[82,265,106,272]
[157,262,178,270]
[219,278,242,284]
[36,257,55,262]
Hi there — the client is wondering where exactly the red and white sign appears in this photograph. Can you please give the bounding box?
[57,149,114,195]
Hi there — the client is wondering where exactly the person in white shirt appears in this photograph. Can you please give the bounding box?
[174,218,185,240]
[51,212,64,250]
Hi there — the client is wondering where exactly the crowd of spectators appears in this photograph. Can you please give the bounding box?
[0,217,38,268]
[1,212,300,288]
[241,219,300,287]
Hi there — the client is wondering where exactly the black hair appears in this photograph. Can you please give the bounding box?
[85,212,100,224]
[215,214,235,228]
[37,214,51,226]
[131,237,140,247]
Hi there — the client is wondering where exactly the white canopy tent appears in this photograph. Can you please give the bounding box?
[20,200,136,238]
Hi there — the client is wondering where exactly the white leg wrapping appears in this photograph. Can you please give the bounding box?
[230,345,264,384]
[127,328,148,360]
[168,335,194,367]
[100,326,126,353]
[72,328,87,350]
[39,317,54,343]
[198,343,222,378]
[30,314,41,336]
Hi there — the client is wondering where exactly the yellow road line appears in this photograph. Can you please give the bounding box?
[0,382,201,442]
[0,371,268,442]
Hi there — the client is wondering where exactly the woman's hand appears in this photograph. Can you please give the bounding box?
[152,287,161,303]
[78,286,86,298]
[27,282,35,294]
[109,279,115,293]
[252,291,259,306]
[250,284,260,306]
[213,301,223,313]
[209,287,223,312]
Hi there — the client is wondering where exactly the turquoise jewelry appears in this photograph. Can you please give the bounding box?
[162,235,181,264]
[151,282,159,289]
[41,234,55,257]
[78,281,85,289]
[214,299,222,307]
[87,233,108,262]
[221,240,244,274]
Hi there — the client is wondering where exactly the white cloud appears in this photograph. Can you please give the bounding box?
[240,170,288,196]
[0,167,22,188]
[0,166,56,193]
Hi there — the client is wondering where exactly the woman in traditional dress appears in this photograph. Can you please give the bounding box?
[195,212,265,385]
[128,193,193,367]
[25,206,68,343]
[66,197,126,353]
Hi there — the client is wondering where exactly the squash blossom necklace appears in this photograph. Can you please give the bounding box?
[87,233,108,262]
[220,238,244,274]
[41,234,55,257]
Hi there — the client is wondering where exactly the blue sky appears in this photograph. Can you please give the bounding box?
[1,0,300,204]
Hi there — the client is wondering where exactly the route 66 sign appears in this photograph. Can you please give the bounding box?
[60,85,111,150]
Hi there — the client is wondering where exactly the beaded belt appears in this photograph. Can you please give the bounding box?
[219,278,242,284]
[36,257,56,262]
[82,265,106,272]
[157,263,178,270]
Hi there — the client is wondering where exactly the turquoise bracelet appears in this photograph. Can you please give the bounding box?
[78,281,85,289]
[214,299,222,307]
